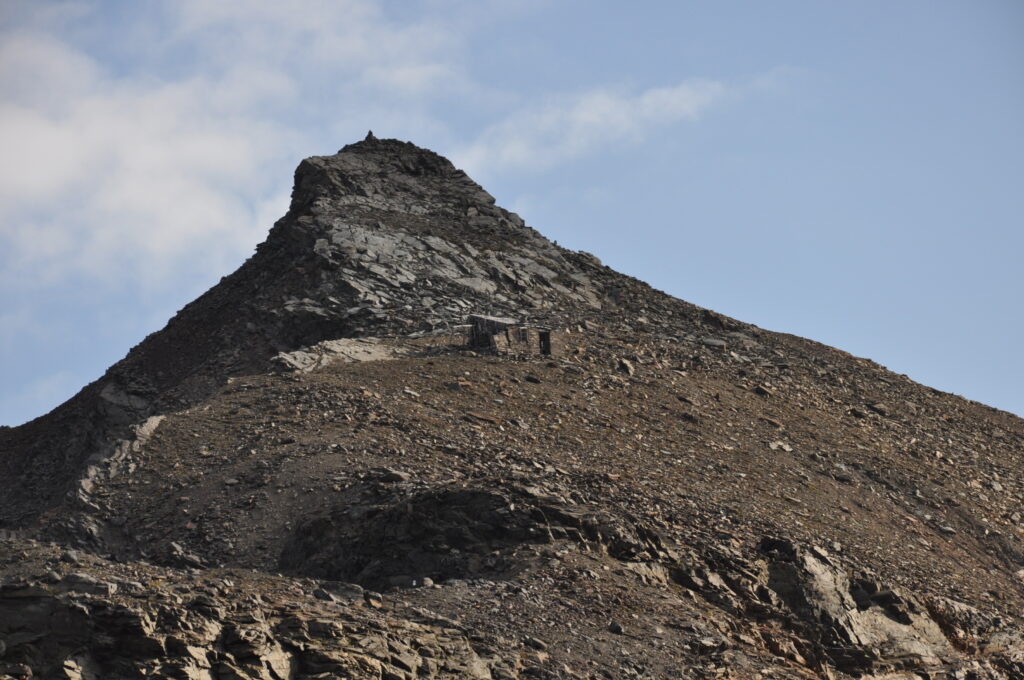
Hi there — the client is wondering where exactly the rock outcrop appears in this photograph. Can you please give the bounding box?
[0,539,517,680]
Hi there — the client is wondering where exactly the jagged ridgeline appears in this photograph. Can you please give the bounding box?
[1,136,1023,679]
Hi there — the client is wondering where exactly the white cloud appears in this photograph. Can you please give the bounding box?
[0,70,295,287]
[0,1,470,292]
[453,80,727,174]
[171,0,460,97]
[0,30,100,109]
[0,3,731,296]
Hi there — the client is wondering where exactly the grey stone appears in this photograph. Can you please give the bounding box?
[524,636,548,650]
[455,277,497,295]
[380,468,411,483]
[758,538,952,672]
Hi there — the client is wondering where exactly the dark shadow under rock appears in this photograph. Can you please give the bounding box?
[279,482,675,590]
[280,487,546,589]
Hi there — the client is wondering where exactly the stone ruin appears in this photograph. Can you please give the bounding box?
[466,314,555,357]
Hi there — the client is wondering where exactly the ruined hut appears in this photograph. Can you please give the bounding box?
[467,315,555,356]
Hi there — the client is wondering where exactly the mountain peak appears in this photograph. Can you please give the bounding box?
[0,137,625,522]
[284,136,490,222]
[4,136,1024,680]
[336,133,457,173]
[132,135,622,388]
[266,138,603,320]
[340,131,447,160]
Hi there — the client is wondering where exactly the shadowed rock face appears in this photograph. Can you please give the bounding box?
[279,482,672,590]
[2,137,1024,679]
[281,486,544,588]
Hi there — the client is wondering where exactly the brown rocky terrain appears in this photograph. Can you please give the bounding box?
[1,135,1023,679]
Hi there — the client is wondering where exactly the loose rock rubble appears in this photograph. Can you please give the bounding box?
[2,136,1023,679]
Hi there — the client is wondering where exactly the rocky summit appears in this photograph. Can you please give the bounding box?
[1,136,1022,680]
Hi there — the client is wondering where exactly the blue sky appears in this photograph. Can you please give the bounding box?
[1,0,1022,425]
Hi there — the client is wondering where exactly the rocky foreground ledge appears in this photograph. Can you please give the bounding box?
[0,538,516,680]
[3,530,1023,679]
